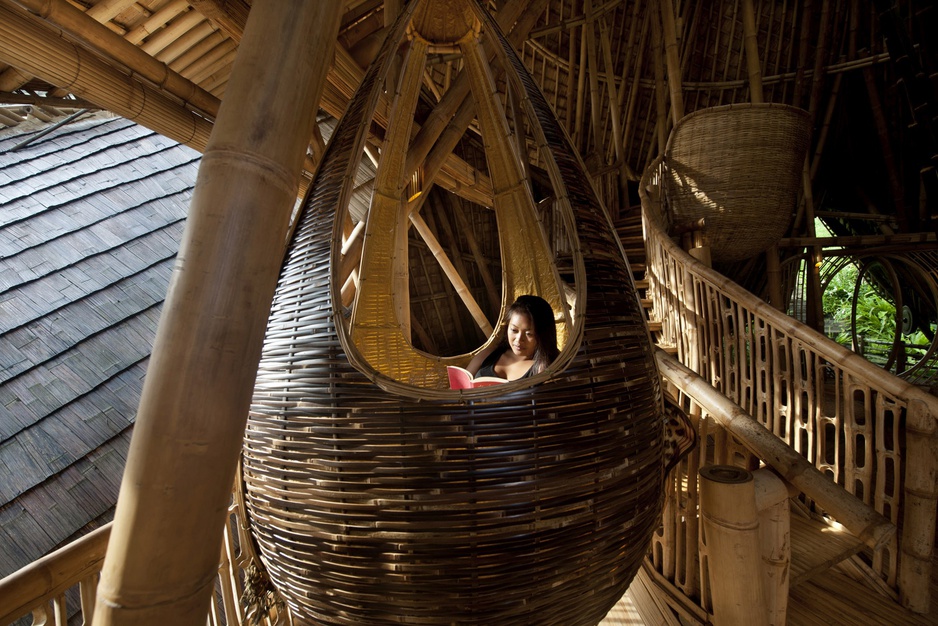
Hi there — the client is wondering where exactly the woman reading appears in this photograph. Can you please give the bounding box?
[467,295,559,381]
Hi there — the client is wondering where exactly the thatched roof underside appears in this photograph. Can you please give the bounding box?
[0,113,199,576]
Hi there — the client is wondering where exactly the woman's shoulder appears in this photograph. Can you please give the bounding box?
[467,343,503,375]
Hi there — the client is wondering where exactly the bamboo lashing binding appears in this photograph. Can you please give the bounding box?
[243,1,666,623]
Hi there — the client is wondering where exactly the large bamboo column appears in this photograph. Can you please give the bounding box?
[700,465,770,626]
[91,3,341,625]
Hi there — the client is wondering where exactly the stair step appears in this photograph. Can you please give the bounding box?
[646,320,662,332]
[619,235,645,246]
[788,566,934,625]
[790,514,865,588]
[634,278,649,290]
[630,263,646,274]
[641,298,653,309]
[656,343,678,355]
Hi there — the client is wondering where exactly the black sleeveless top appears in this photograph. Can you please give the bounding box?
[475,345,536,380]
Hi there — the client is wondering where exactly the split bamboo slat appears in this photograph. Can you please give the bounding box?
[642,157,938,614]
[242,2,664,624]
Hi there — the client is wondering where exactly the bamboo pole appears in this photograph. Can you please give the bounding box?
[12,0,220,118]
[898,398,938,613]
[741,0,764,102]
[658,0,684,123]
[765,245,784,311]
[91,4,341,625]
[564,10,577,132]
[700,465,770,626]
[0,2,211,151]
[85,0,136,23]
[140,9,205,56]
[125,0,189,44]
[657,350,897,550]
[0,523,111,623]
[584,0,603,157]
[650,3,668,156]
[574,20,587,149]
[754,469,791,626]
[187,0,249,43]
[599,15,623,162]
[448,192,501,312]
[410,210,493,335]
[351,35,428,345]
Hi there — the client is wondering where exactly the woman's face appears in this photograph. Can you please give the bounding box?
[507,312,538,358]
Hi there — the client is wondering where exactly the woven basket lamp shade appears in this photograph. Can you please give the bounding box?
[663,103,812,262]
[243,2,664,624]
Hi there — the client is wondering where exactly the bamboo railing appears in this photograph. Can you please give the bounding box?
[641,156,938,614]
[0,492,273,626]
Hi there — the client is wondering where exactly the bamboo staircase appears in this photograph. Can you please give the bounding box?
[613,201,938,625]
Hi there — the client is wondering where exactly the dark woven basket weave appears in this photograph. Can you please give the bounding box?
[663,103,812,262]
[243,3,664,624]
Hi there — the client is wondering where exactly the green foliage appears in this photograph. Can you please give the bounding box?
[823,262,896,345]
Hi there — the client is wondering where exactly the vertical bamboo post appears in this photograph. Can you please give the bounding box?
[659,0,684,124]
[741,0,764,103]
[754,469,790,626]
[700,465,770,626]
[584,0,603,157]
[92,4,341,625]
[766,245,784,311]
[650,5,668,157]
[898,399,938,613]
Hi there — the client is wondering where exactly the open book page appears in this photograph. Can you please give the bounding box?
[447,366,507,389]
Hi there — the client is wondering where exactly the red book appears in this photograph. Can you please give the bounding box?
[447,366,507,389]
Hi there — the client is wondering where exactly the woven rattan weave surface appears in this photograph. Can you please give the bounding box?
[663,103,811,262]
[243,2,665,624]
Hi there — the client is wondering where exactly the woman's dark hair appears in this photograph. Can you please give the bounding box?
[506,295,559,375]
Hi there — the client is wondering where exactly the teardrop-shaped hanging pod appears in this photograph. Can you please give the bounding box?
[243,1,664,624]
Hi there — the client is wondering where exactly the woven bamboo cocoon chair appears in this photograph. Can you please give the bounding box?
[663,103,811,262]
[243,2,664,624]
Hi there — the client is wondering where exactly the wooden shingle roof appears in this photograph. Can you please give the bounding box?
[0,112,199,576]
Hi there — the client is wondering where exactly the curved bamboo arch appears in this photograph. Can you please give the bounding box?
[244,1,664,624]
[348,12,571,387]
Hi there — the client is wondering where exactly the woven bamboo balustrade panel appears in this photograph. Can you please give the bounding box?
[640,158,938,608]
[662,104,811,262]
[242,2,664,625]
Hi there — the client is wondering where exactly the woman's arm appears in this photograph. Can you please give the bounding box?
[467,345,497,376]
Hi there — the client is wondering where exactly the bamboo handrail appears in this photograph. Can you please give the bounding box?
[657,350,896,550]
[642,155,938,611]
[0,523,111,624]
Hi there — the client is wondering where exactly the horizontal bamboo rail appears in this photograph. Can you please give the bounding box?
[0,523,110,624]
[641,156,938,613]
[657,350,896,550]
[0,494,262,626]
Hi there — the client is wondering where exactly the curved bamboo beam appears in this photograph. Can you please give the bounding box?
[91,3,341,625]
